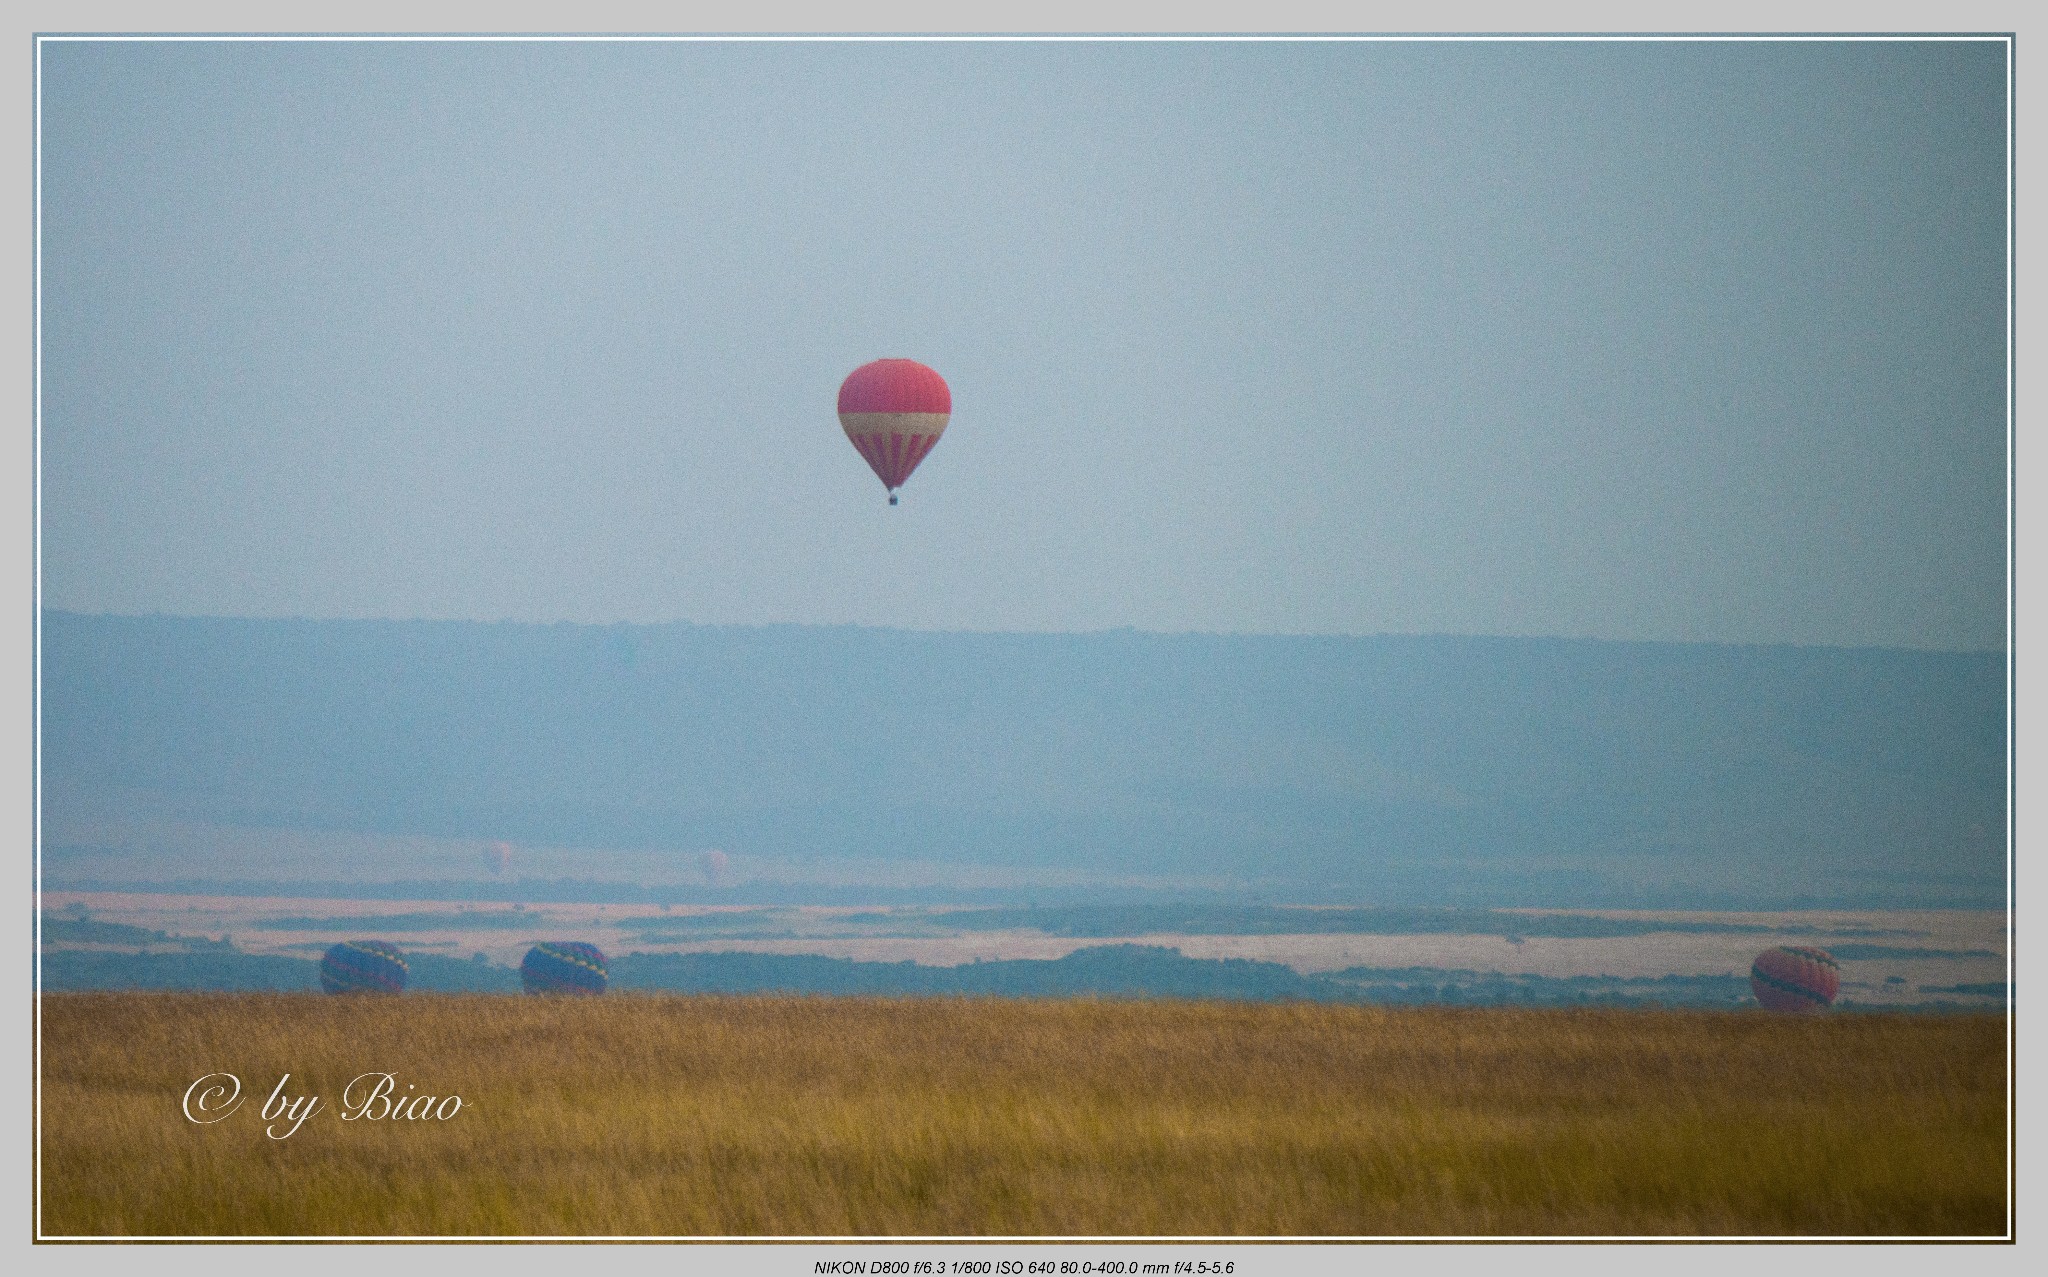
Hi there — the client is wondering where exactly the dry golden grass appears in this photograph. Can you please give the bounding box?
[39,993,2005,1238]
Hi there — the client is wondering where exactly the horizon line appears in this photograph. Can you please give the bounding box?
[38,606,2006,657]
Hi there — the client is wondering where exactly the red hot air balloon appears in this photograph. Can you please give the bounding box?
[1750,945,1841,1011]
[838,359,951,505]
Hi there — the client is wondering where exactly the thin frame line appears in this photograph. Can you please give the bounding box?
[28,27,2015,1244]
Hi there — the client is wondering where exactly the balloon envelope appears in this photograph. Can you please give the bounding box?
[1750,945,1840,1011]
[320,940,408,995]
[521,941,608,996]
[838,359,950,495]
[700,848,730,884]
[486,841,513,876]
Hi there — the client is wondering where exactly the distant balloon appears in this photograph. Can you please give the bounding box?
[521,942,608,996]
[320,940,408,995]
[700,848,730,885]
[1750,945,1841,1011]
[838,358,951,505]
[486,841,513,876]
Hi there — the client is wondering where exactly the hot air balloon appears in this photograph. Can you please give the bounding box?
[700,848,730,886]
[521,942,608,996]
[320,940,408,995]
[1750,945,1841,1011]
[486,841,513,876]
[838,358,951,505]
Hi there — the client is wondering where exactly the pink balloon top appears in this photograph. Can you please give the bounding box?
[838,359,952,415]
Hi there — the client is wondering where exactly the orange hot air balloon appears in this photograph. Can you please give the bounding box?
[838,359,951,505]
[1750,945,1841,1011]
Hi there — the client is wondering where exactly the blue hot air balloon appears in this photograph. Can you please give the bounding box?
[520,942,608,996]
[320,940,408,995]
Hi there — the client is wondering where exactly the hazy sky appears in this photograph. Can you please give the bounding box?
[39,38,2008,648]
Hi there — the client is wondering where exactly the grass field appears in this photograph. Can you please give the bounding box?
[39,993,2006,1238]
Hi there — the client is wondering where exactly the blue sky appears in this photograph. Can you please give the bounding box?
[38,38,2008,649]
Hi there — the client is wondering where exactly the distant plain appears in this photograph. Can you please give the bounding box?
[40,892,2007,1008]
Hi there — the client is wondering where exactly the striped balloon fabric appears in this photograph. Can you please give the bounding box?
[1750,945,1841,1011]
[319,940,409,995]
[838,358,951,503]
[520,942,609,996]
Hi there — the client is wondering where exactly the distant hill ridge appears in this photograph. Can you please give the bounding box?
[40,612,2004,907]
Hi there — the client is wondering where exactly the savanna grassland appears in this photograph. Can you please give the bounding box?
[39,993,2005,1238]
